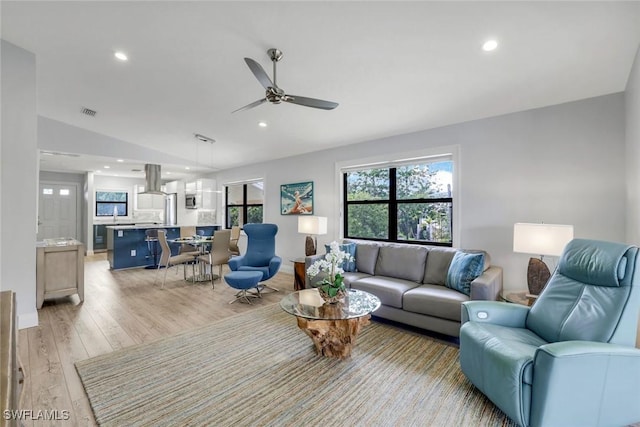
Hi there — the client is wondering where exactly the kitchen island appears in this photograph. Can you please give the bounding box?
[106,224,220,270]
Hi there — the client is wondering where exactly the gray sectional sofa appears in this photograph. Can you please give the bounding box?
[305,239,503,337]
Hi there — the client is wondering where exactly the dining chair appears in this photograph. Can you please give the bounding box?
[144,229,161,269]
[229,226,241,256]
[197,229,232,288]
[155,230,199,289]
[178,226,199,257]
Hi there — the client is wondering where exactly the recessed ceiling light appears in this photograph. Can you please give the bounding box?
[166,172,172,175]
[114,51,128,61]
[185,166,190,170]
[258,121,268,128]
[482,40,498,52]
[117,159,124,162]
[104,165,110,169]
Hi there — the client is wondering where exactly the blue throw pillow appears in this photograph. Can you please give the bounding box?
[445,251,485,296]
[325,243,357,272]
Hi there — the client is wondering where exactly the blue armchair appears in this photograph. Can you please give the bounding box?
[228,223,282,292]
[460,238,640,427]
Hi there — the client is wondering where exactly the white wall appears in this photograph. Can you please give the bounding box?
[1,40,39,328]
[38,116,194,166]
[626,45,640,245]
[216,93,626,289]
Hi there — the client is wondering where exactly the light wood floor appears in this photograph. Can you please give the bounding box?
[18,253,295,426]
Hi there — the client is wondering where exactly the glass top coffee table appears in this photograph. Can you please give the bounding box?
[280,288,381,359]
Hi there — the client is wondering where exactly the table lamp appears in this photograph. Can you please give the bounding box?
[298,216,328,256]
[513,223,574,295]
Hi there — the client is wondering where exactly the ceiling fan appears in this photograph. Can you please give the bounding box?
[233,48,339,113]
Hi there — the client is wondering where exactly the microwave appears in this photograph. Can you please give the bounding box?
[185,194,197,209]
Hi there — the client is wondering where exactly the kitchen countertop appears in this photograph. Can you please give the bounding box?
[36,237,84,247]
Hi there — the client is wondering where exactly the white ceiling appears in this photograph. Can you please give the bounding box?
[2,1,640,177]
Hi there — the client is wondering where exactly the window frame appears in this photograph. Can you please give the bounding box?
[341,152,455,247]
[95,190,129,217]
[224,181,264,228]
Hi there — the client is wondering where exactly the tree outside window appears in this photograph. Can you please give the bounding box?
[96,191,128,216]
[225,182,264,228]
[344,160,453,246]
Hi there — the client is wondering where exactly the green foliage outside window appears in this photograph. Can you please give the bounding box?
[96,191,128,216]
[225,183,264,228]
[344,160,453,245]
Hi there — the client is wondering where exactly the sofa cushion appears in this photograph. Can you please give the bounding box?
[446,252,485,296]
[403,284,470,322]
[350,276,421,308]
[352,242,380,275]
[342,271,371,287]
[423,247,457,285]
[325,242,356,272]
[375,244,428,283]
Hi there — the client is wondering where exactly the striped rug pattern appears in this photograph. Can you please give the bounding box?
[75,304,515,426]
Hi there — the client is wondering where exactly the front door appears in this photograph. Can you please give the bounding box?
[37,182,79,240]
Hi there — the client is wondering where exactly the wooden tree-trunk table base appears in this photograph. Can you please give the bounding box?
[296,314,371,359]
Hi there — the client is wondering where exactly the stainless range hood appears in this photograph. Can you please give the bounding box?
[139,164,166,195]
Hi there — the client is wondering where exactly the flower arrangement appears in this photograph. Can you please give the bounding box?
[307,241,354,303]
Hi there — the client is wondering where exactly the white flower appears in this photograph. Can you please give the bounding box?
[307,241,354,284]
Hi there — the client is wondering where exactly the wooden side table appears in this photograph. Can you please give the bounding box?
[500,291,538,307]
[290,257,307,291]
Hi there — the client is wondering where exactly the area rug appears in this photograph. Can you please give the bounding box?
[75,304,515,426]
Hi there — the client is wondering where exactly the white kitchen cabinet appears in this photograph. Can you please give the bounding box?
[186,179,217,210]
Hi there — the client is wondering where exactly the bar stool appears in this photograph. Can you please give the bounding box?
[145,229,161,269]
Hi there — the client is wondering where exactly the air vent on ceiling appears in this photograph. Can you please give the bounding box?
[131,168,142,172]
[81,107,97,117]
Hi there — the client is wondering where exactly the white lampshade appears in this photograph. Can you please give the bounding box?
[513,223,574,257]
[298,216,328,235]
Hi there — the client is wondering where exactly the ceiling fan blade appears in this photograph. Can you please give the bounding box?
[231,98,266,114]
[283,94,339,110]
[244,58,274,90]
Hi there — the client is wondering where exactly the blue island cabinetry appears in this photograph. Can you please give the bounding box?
[106,225,219,270]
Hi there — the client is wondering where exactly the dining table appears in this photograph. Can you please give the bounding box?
[169,236,217,282]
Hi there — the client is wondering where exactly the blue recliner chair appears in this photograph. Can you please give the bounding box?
[460,238,640,427]
[228,223,282,292]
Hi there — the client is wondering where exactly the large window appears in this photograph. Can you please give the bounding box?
[343,159,453,246]
[225,181,264,228]
[96,191,128,216]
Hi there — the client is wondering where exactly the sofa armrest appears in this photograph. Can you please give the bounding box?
[304,254,326,288]
[461,300,529,327]
[531,341,640,427]
[470,265,502,301]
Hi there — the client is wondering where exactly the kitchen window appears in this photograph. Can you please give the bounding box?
[96,191,128,217]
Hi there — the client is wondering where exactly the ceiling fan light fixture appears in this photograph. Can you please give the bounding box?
[234,48,339,113]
